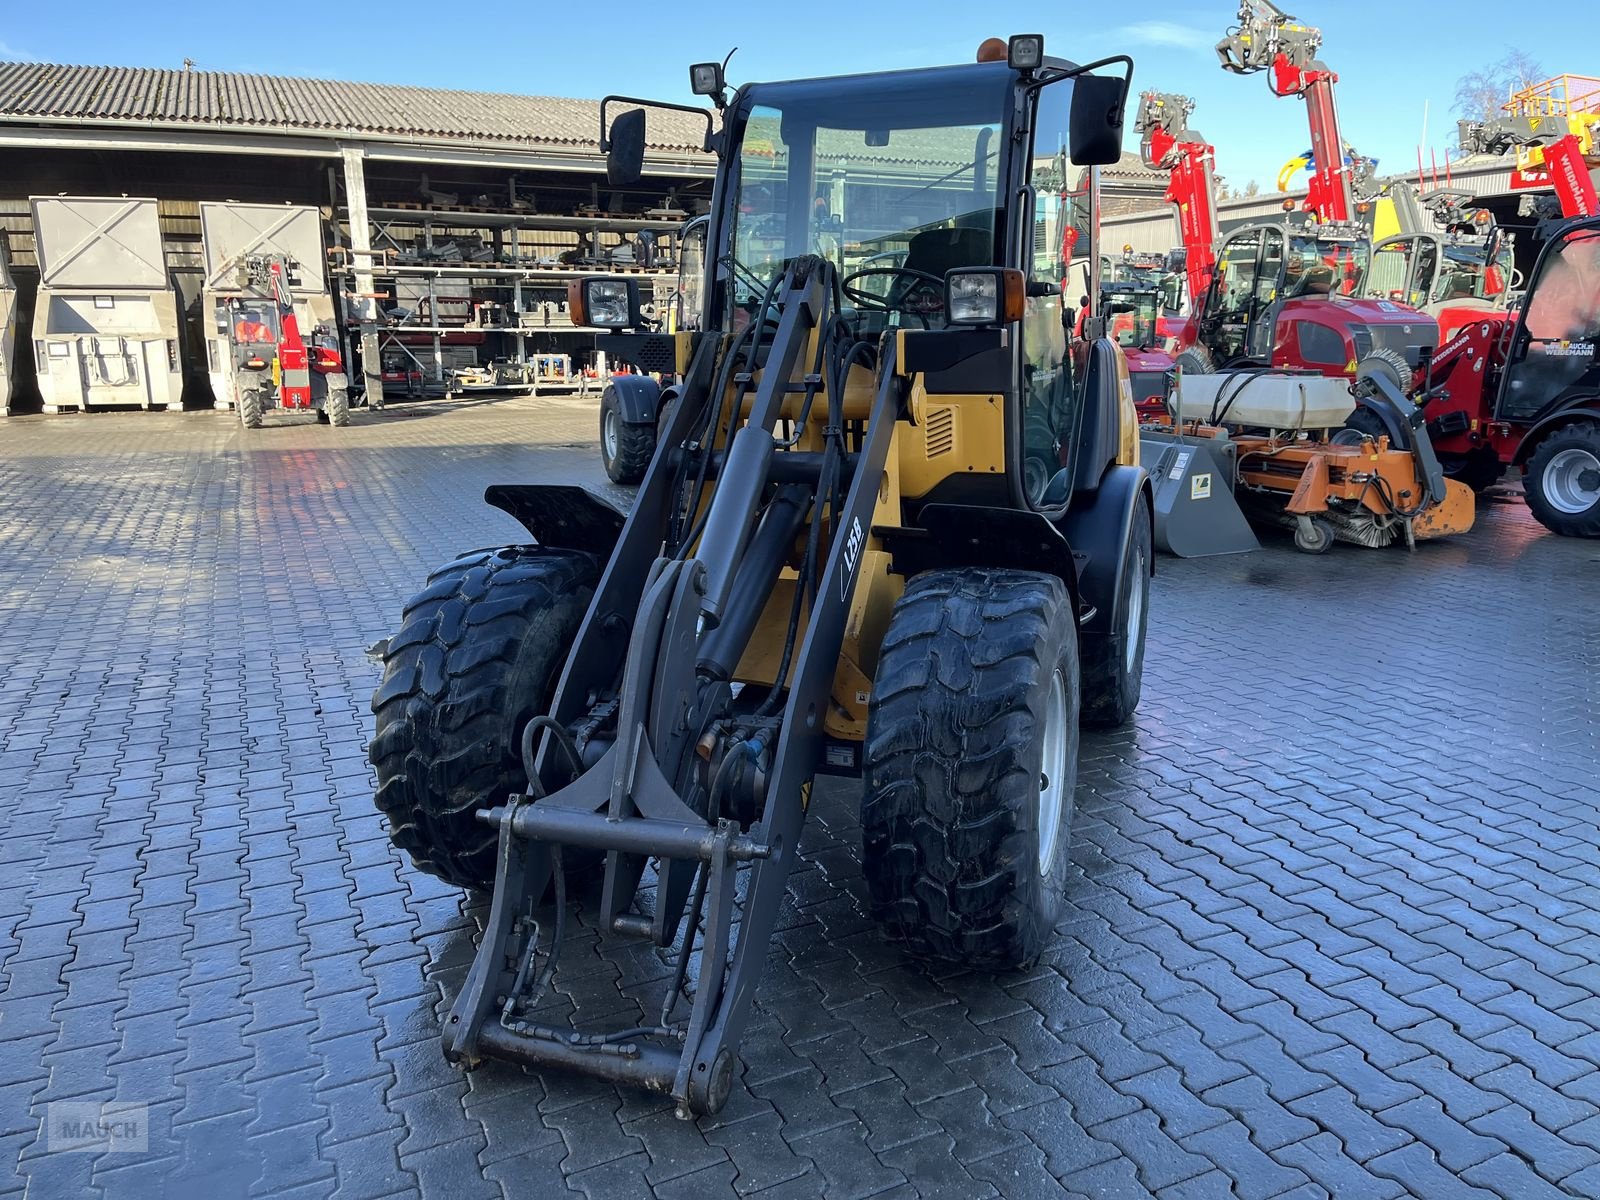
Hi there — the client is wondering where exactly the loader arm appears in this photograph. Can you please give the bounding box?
[444,258,903,1116]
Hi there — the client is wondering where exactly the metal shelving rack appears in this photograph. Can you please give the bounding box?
[331,205,685,390]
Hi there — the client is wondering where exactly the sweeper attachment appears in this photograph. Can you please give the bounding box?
[1141,364,1474,554]
[369,40,1155,1116]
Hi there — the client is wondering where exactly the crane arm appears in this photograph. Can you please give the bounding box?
[1461,114,1600,217]
[1215,0,1366,222]
[1135,91,1220,310]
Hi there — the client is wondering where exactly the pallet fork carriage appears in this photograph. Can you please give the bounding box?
[370,37,1155,1117]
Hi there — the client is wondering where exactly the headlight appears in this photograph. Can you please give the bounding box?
[567,277,641,330]
[1007,34,1044,72]
[945,268,1026,326]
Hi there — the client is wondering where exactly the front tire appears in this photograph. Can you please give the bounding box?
[1525,421,1600,538]
[369,546,599,890]
[862,569,1081,970]
[600,385,656,484]
[1445,448,1505,494]
[1081,493,1152,728]
[239,388,264,429]
[326,387,350,427]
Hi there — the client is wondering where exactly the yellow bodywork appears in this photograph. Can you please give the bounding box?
[708,323,1135,742]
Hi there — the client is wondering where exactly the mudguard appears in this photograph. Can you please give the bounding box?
[880,504,1082,611]
[484,484,626,557]
[1056,464,1152,636]
[606,375,663,425]
[1513,403,1600,464]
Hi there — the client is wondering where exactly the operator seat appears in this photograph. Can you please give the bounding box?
[902,225,993,276]
[889,226,994,308]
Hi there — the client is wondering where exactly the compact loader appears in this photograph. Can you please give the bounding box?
[369,37,1152,1117]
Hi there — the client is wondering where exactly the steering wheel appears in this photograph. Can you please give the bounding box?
[842,267,945,313]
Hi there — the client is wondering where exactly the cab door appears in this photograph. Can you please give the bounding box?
[670,216,708,335]
[1018,80,1087,504]
[1495,222,1600,422]
[1200,228,1262,363]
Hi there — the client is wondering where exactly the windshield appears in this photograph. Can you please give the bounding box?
[1284,234,1368,298]
[724,67,1011,326]
[1104,290,1157,348]
[1432,240,1514,303]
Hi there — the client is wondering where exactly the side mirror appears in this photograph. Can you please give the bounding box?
[605,109,647,187]
[1069,74,1127,166]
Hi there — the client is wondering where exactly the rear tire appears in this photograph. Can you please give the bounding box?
[327,387,350,428]
[1524,421,1600,538]
[600,385,656,484]
[239,388,264,430]
[369,546,599,890]
[1081,493,1151,728]
[1174,345,1216,376]
[862,568,1081,970]
[1332,405,1390,447]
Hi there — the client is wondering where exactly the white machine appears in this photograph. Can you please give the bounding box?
[0,238,15,416]
[30,197,183,414]
[1171,370,1356,432]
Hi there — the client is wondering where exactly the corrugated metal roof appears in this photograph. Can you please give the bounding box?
[0,61,712,153]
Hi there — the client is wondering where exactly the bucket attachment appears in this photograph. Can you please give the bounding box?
[1140,429,1260,557]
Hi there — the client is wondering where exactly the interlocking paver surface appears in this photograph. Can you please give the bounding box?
[1,395,1597,1199]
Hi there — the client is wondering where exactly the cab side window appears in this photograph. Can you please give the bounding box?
[1019,79,1080,505]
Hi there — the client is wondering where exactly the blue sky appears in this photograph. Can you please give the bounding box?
[3,1,1539,191]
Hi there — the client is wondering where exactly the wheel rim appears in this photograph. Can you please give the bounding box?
[1542,448,1600,515]
[1038,669,1068,875]
[1125,547,1145,674]
[603,407,619,459]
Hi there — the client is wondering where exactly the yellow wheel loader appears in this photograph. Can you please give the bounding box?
[369,36,1153,1117]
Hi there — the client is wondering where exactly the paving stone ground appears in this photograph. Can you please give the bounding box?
[0,394,1597,1200]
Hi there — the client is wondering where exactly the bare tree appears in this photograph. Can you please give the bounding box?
[1243,180,1261,198]
[1454,50,1545,123]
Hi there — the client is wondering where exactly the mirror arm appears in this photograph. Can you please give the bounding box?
[599,94,718,154]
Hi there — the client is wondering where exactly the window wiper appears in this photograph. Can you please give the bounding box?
[721,251,769,296]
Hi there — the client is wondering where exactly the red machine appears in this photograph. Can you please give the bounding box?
[1388,215,1600,533]
[1138,87,1434,392]
[1215,0,1376,224]
[1099,280,1175,422]
[213,255,349,428]
[1136,91,1219,327]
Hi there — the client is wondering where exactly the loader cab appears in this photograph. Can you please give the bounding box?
[1495,218,1600,423]
[1194,221,1438,378]
[1371,231,1513,311]
[674,53,1128,507]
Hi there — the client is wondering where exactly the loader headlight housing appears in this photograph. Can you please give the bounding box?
[689,62,725,98]
[569,277,642,330]
[945,268,1026,326]
[1007,34,1044,73]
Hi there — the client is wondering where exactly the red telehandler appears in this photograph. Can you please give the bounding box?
[1137,83,1432,405]
[1345,76,1600,526]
